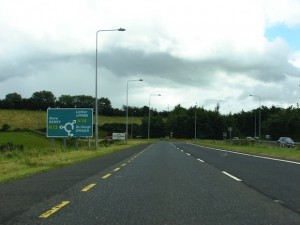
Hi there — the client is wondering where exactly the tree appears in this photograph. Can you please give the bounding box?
[73,95,94,108]
[4,93,22,109]
[141,115,166,138]
[98,97,113,116]
[30,91,56,110]
[57,95,75,108]
[263,107,300,140]
[166,105,190,138]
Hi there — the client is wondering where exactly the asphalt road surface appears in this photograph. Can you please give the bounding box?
[174,142,300,214]
[0,144,148,225]
[2,141,300,225]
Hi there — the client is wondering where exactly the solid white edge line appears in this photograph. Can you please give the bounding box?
[222,171,242,182]
[197,158,205,163]
[190,143,300,165]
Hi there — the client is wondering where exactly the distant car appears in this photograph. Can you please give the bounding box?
[277,137,294,148]
[246,137,255,140]
[232,137,239,140]
[136,135,142,139]
[105,136,112,140]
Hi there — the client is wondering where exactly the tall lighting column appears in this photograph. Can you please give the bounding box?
[95,28,125,149]
[148,94,161,139]
[195,102,197,140]
[126,79,143,143]
[249,94,261,139]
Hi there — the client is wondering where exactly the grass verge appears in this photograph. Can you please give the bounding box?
[0,131,153,184]
[187,139,300,161]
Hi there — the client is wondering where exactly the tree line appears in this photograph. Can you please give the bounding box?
[0,91,154,117]
[1,91,300,141]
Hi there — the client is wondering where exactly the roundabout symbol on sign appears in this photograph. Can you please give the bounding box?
[60,120,76,137]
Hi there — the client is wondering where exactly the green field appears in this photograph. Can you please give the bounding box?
[0,131,153,183]
[0,109,145,183]
[0,109,143,130]
[188,139,300,161]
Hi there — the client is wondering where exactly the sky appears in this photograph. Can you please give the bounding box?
[0,0,300,114]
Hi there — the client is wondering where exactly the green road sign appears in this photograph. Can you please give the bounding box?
[47,108,93,137]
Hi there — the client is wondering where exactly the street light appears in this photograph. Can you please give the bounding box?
[249,94,261,139]
[126,79,143,143]
[148,94,161,139]
[95,28,125,149]
[131,109,136,139]
[195,102,197,140]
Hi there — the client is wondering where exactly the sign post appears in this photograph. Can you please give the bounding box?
[47,108,93,138]
[228,127,232,140]
[112,133,126,141]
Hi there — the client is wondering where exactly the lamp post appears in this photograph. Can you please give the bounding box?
[195,102,197,140]
[126,79,143,143]
[95,28,125,149]
[131,110,136,139]
[249,94,261,139]
[148,94,161,139]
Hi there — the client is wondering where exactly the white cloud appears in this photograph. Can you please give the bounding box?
[261,0,300,27]
[0,0,300,113]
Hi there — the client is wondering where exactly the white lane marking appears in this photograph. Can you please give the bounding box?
[186,153,191,156]
[197,158,205,163]
[169,143,176,148]
[181,150,184,152]
[190,144,300,166]
[222,171,242,182]
[144,144,154,151]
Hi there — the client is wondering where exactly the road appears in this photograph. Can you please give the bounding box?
[2,141,300,225]
[0,144,148,224]
[174,142,300,213]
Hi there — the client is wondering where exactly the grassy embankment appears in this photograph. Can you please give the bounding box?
[0,109,145,183]
[0,109,142,131]
[0,131,153,184]
[188,139,300,162]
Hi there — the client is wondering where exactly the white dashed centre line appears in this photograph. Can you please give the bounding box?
[222,171,242,182]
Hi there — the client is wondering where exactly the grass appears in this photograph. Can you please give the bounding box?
[0,131,54,148]
[0,109,144,184]
[187,139,300,161]
[0,131,152,184]
[0,109,143,130]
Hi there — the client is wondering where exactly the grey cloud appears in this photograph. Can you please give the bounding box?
[97,46,300,85]
[0,50,86,82]
[1,45,299,89]
[98,48,216,86]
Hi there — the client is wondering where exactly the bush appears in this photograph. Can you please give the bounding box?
[1,123,10,131]
[0,142,24,153]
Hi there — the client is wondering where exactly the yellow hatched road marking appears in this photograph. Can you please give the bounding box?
[39,201,70,219]
[81,183,96,192]
[102,173,111,179]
